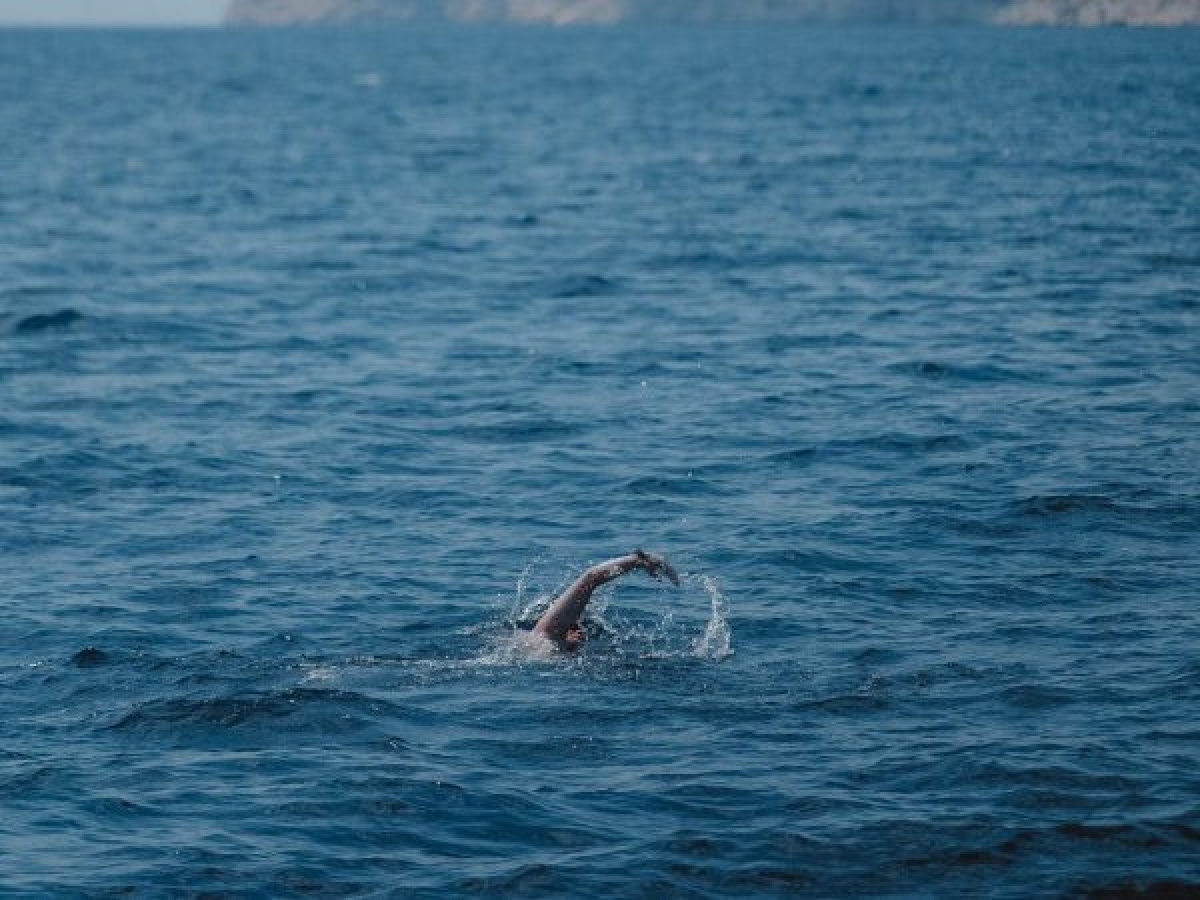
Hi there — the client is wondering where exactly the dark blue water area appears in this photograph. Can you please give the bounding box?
[1,23,1198,898]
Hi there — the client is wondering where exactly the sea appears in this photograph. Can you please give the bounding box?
[1,23,1197,899]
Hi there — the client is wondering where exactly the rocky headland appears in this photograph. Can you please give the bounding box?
[223,0,1200,26]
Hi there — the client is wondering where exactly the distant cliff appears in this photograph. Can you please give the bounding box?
[223,0,1200,25]
[995,0,1199,24]
[223,1,996,25]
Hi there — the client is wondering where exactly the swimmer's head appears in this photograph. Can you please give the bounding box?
[563,623,585,649]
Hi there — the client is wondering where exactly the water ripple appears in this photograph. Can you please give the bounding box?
[2,24,1197,900]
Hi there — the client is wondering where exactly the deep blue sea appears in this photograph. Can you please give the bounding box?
[1,24,1198,899]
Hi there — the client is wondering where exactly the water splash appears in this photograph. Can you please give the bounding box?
[692,575,733,661]
[511,558,545,623]
[495,561,732,664]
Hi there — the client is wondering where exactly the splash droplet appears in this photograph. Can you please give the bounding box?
[693,575,732,661]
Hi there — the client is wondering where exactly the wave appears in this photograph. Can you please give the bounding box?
[887,359,1033,383]
[1017,494,1120,517]
[765,432,972,469]
[1077,879,1200,899]
[532,273,624,299]
[624,474,730,498]
[447,418,586,445]
[70,647,110,668]
[12,309,84,334]
[110,687,393,737]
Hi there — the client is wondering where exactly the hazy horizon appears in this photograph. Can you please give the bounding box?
[0,0,228,25]
[5,0,1199,26]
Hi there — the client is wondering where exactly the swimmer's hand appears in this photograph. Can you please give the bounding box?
[635,549,681,586]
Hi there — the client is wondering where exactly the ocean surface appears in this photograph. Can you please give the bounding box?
[1,24,1198,899]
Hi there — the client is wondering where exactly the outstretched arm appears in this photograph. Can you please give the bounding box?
[533,550,680,641]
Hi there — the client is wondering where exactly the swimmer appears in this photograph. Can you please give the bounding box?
[532,550,680,651]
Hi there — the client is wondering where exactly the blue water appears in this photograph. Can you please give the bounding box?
[2,24,1198,898]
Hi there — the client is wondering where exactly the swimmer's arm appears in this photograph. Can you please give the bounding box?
[533,551,679,640]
